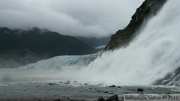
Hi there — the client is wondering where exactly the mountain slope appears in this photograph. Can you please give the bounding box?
[0,27,95,68]
[77,37,110,50]
[105,0,167,50]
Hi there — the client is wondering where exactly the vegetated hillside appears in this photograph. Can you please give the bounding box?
[105,0,167,50]
[0,27,95,68]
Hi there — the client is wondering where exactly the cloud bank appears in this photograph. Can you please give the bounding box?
[0,0,144,38]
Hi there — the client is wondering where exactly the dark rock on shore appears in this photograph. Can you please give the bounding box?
[105,0,167,50]
[137,88,144,92]
[106,95,120,101]
[109,85,116,88]
[64,81,71,85]
[97,95,120,101]
[97,97,105,101]
[104,91,109,94]
[117,86,121,88]
[49,83,57,85]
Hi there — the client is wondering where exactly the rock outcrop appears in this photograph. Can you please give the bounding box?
[97,95,120,101]
[105,0,167,50]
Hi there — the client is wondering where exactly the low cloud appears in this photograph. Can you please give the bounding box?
[0,0,144,38]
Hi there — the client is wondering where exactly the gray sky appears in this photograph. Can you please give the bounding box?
[0,0,144,38]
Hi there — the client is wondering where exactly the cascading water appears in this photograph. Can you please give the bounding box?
[55,0,180,85]
[1,0,180,86]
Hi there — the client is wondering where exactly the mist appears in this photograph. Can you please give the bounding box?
[0,0,144,38]
[7,0,180,86]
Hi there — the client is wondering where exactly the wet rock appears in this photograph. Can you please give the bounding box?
[104,91,109,93]
[97,97,105,101]
[49,83,56,85]
[117,86,121,88]
[36,85,40,88]
[106,95,119,101]
[137,88,144,92]
[88,88,93,90]
[54,99,61,101]
[109,85,116,88]
[64,80,70,84]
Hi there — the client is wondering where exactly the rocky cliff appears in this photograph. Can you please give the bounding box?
[105,0,167,50]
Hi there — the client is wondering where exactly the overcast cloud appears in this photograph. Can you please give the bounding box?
[0,0,144,38]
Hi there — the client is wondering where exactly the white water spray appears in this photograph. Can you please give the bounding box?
[1,0,180,86]
[57,0,180,85]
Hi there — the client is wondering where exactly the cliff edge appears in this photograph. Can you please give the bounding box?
[105,0,167,50]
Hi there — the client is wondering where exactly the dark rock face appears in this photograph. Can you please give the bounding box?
[105,0,167,50]
[106,95,119,101]
[97,95,119,101]
[0,27,95,68]
[109,85,116,88]
[97,97,106,101]
[137,88,144,92]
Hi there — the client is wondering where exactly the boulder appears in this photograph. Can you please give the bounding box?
[106,95,119,101]
[109,85,116,88]
[97,97,105,101]
[137,88,144,92]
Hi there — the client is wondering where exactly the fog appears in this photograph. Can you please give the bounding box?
[4,0,180,86]
[0,0,144,38]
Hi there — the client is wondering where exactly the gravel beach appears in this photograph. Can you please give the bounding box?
[1,81,180,101]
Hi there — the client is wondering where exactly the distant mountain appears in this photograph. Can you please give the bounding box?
[105,0,167,50]
[0,27,95,68]
[77,37,110,49]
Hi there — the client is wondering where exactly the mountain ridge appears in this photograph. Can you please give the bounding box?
[0,27,96,68]
[105,0,167,50]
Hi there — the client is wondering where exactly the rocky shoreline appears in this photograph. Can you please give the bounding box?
[0,81,180,101]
